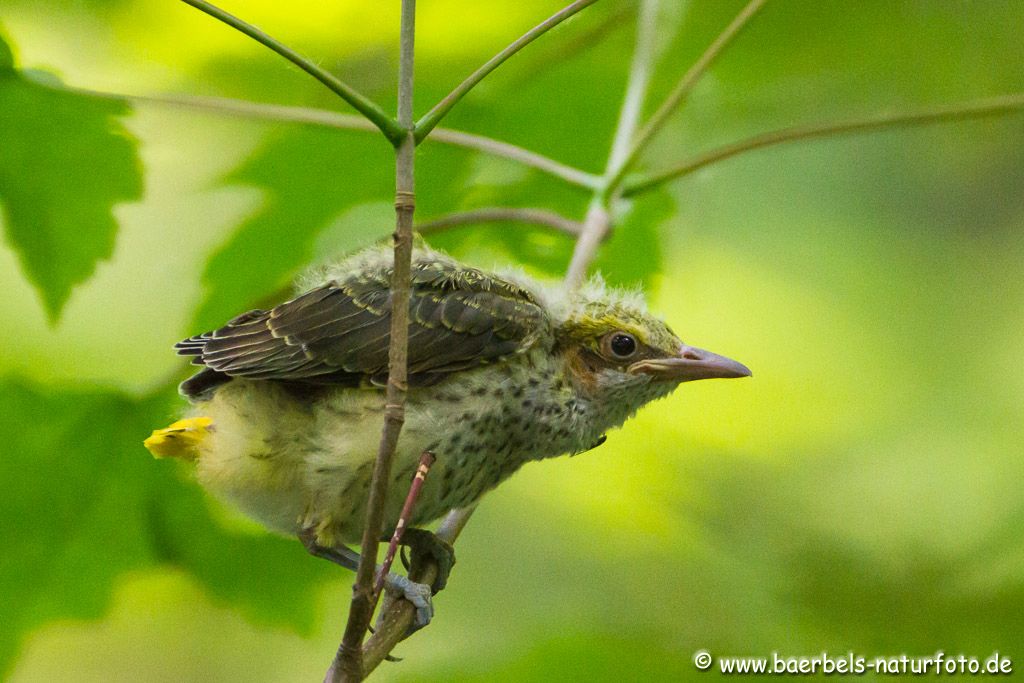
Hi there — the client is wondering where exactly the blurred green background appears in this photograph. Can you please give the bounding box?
[1,1,1023,680]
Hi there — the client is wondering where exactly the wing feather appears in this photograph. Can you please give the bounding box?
[177,249,550,394]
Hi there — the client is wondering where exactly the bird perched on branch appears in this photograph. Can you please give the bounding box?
[145,239,750,624]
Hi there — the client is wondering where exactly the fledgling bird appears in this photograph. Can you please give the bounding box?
[145,240,750,623]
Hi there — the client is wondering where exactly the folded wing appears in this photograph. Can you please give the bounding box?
[176,256,549,397]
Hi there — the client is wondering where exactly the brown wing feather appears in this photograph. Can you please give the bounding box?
[175,254,549,395]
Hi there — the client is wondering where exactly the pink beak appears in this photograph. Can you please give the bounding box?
[629,344,751,383]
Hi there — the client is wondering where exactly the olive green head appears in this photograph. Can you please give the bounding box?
[557,282,750,407]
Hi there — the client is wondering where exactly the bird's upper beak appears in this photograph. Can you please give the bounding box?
[629,344,752,383]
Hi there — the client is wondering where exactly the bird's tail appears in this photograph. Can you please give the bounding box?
[144,416,213,460]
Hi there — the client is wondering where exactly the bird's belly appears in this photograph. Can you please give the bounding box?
[302,405,526,543]
[192,383,310,537]
[304,392,561,542]
[190,374,584,547]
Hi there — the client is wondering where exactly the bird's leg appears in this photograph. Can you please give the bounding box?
[299,528,360,570]
[298,527,434,628]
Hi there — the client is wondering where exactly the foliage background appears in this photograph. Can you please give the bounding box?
[1,1,1023,680]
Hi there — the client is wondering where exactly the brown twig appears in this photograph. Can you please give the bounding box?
[361,504,475,676]
[330,2,418,681]
[416,207,583,237]
[375,451,437,595]
[622,93,1024,196]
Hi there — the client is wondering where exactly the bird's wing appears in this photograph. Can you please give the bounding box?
[176,256,549,389]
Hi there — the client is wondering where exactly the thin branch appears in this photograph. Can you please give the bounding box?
[375,451,437,595]
[434,503,479,542]
[622,92,1024,197]
[416,207,583,236]
[605,0,768,192]
[361,505,476,676]
[414,0,600,142]
[426,128,602,190]
[564,200,613,288]
[78,88,600,190]
[566,0,659,287]
[504,2,634,90]
[332,2,417,680]
[605,0,659,174]
[179,0,404,144]
[123,91,381,131]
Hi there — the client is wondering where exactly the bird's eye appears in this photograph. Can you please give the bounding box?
[604,332,638,359]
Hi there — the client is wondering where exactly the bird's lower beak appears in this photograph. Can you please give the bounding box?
[629,345,752,383]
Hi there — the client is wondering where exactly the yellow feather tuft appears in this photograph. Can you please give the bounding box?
[144,417,213,460]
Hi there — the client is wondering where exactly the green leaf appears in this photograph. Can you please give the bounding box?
[0,378,331,677]
[0,381,157,673]
[0,29,141,323]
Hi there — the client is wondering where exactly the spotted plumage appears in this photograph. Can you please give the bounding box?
[146,240,750,549]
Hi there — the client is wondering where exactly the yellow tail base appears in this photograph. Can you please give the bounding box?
[144,417,213,460]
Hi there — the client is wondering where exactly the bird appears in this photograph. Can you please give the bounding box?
[144,238,750,624]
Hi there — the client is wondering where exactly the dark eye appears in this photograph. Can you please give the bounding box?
[608,332,637,358]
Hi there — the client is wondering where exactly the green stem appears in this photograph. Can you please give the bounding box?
[623,93,1024,197]
[423,127,601,189]
[414,0,600,143]
[416,207,583,236]
[180,0,404,144]
[605,0,768,193]
[77,87,599,189]
[565,0,658,286]
[602,0,660,186]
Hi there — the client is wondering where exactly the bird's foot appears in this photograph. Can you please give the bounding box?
[381,573,434,629]
[396,527,456,594]
[299,526,436,629]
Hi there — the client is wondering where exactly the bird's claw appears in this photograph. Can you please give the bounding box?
[383,572,434,629]
[298,529,435,628]
[398,528,456,594]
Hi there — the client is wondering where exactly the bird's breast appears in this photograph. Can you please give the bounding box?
[400,362,592,518]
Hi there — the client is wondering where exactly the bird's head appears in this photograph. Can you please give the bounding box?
[555,281,750,418]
